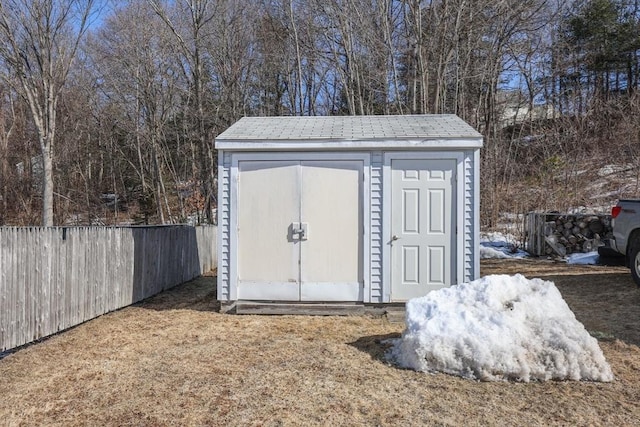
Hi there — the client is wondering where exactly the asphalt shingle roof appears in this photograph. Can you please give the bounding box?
[216,115,482,142]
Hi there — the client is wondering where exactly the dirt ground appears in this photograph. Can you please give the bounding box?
[2,259,640,426]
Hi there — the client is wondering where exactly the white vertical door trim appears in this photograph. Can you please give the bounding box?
[362,155,371,303]
[456,156,465,285]
[382,156,392,303]
[216,149,226,300]
[382,151,464,303]
[229,156,239,301]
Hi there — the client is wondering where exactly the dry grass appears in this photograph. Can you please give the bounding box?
[2,260,640,426]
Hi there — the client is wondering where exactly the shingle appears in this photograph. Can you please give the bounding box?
[216,115,481,141]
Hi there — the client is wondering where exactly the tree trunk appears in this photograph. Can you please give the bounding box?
[0,140,7,225]
[41,140,54,226]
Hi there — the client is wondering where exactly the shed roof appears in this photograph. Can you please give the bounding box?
[215,115,482,150]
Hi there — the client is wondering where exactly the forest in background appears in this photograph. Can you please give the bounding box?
[0,0,639,227]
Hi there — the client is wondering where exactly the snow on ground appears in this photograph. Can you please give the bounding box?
[567,251,599,265]
[480,232,528,259]
[479,230,604,264]
[598,164,634,177]
[388,274,614,382]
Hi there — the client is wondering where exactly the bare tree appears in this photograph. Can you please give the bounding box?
[147,0,218,223]
[89,0,188,224]
[257,0,321,115]
[311,0,398,115]
[0,0,95,226]
[0,82,17,224]
[206,1,257,122]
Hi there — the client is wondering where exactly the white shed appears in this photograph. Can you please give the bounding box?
[215,115,482,310]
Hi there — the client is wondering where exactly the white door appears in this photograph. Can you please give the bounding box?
[237,160,362,301]
[300,161,362,301]
[391,159,456,301]
[237,161,300,300]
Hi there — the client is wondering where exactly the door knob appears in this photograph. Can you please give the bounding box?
[391,235,399,241]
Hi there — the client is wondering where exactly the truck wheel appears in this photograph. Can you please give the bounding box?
[630,245,640,287]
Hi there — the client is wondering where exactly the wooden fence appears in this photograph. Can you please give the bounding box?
[0,225,217,352]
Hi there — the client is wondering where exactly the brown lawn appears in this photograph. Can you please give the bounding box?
[2,259,640,426]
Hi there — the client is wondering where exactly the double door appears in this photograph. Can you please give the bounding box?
[236,159,363,301]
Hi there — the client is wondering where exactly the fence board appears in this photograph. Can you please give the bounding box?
[0,225,217,352]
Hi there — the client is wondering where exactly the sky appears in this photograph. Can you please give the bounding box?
[387,273,614,382]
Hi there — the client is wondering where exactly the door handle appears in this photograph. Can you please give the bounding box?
[391,235,400,241]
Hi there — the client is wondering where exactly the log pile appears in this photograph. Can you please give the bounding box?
[525,213,613,257]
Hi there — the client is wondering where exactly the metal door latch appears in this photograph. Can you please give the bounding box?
[291,222,309,240]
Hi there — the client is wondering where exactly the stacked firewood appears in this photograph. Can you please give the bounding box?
[541,214,613,256]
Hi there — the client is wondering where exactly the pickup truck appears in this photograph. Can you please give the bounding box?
[603,199,640,285]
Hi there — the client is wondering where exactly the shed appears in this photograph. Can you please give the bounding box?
[215,115,482,309]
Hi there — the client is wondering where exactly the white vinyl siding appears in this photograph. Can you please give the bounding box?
[216,151,232,301]
[369,151,384,303]
[463,150,480,282]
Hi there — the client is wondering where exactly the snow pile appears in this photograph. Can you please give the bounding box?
[480,232,528,259]
[388,274,614,382]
